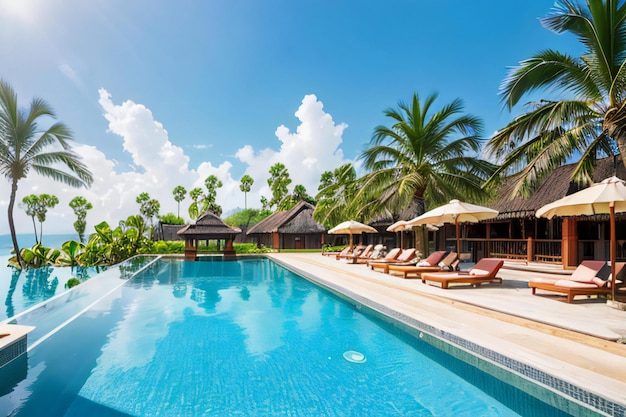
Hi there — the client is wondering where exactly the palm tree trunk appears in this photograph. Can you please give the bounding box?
[8,179,24,268]
[605,113,626,172]
[615,135,626,174]
[31,216,38,243]
[412,194,427,254]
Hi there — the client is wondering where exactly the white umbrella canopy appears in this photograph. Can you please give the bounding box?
[406,199,499,254]
[387,220,409,249]
[386,220,410,233]
[387,220,438,248]
[328,220,378,249]
[536,176,626,299]
[535,176,626,218]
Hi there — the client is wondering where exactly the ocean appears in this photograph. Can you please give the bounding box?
[0,234,80,257]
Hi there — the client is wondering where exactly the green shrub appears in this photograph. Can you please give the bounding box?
[234,243,273,254]
[139,240,185,254]
[66,278,81,288]
[159,213,185,225]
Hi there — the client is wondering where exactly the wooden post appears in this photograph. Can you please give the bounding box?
[272,232,280,250]
[610,204,617,301]
[527,237,533,263]
[486,223,491,259]
[562,217,578,269]
[223,238,237,261]
[184,237,197,261]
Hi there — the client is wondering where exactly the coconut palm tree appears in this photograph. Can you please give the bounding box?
[0,80,93,267]
[486,0,626,197]
[314,163,359,228]
[356,92,496,221]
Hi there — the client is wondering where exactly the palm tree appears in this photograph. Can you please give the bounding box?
[0,80,93,267]
[267,163,292,210]
[486,0,626,197]
[314,163,359,228]
[239,174,254,210]
[356,92,496,221]
[172,185,186,219]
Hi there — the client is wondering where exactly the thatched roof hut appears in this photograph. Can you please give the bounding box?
[491,156,626,220]
[247,201,326,249]
[178,211,242,237]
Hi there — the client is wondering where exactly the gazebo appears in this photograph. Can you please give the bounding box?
[177,211,241,261]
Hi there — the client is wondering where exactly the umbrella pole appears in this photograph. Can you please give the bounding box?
[349,233,353,251]
[456,222,461,255]
[611,204,616,301]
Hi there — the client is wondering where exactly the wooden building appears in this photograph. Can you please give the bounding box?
[247,201,326,250]
[177,211,241,260]
[461,156,626,267]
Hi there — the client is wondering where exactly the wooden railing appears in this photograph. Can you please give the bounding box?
[449,238,562,263]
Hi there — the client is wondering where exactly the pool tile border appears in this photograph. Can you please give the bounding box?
[0,336,27,369]
[273,257,623,417]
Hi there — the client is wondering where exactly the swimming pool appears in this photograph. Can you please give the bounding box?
[0,255,104,322]
[0,257,603,416]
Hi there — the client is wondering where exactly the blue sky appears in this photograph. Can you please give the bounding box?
[0,0,582,234]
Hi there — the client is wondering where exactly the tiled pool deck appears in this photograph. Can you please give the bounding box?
[269,253,626,416]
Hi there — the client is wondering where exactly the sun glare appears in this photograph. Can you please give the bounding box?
[0,0,45,24]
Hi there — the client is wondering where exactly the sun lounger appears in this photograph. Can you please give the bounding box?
[386,251,455,278]
[371,249,443,273]
[322,246,350,258]
[340,244,372,261]
[368,248,421,271]
[366,248,403,269]
[528,260,624,303]
[348,244,386,264]
[420,258,504,288]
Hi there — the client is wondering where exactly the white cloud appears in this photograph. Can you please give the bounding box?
[0,91,351,237]
[58,63,83,88]
[234,94,349,206]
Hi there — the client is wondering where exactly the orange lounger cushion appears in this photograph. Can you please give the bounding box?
[528,261,624,303]
[421,258,504,289]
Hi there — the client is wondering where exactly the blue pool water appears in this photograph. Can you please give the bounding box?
[0,233,97,321]
[0,255,104,322]
[0,257,597,416]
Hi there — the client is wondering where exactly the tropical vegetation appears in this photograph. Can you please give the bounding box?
[314,163,358,228]
[172,185,186,218]
[0,79,93,268]
[7,1,623,272]
[354,93,496,220]
[487,0,626,197]
[69,196,93,243]
[239,175,254,210]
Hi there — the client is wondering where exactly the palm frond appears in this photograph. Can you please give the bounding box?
[30,164,90,188]
[487,99,599,161]
[501,50,600,109]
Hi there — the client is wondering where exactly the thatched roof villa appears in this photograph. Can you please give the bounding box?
[247,201,326,250]
[464,156,626,267]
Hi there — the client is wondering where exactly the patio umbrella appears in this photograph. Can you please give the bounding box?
[387,220,438,248]
[406,199,499,255]
[329,220,377,249]
[536,176,626,300]
[387,220,410,248]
